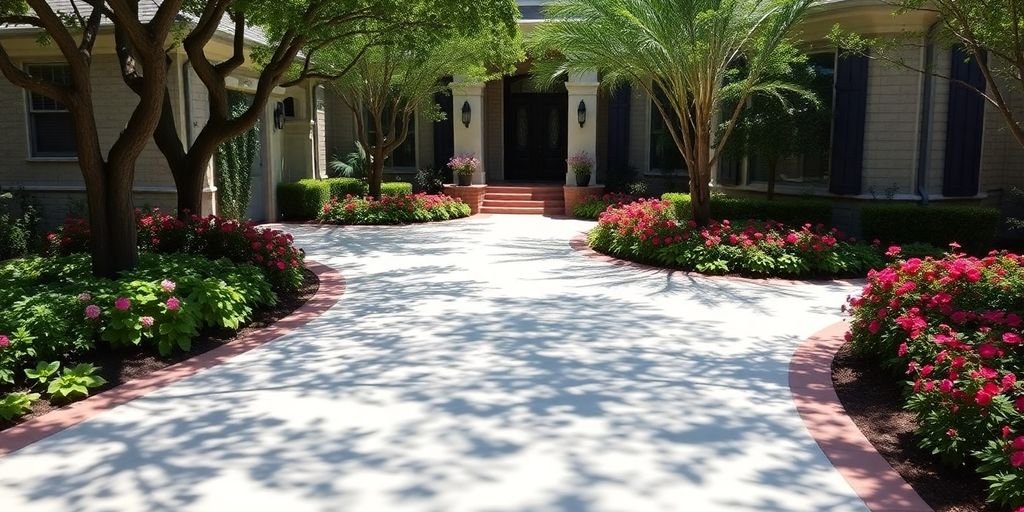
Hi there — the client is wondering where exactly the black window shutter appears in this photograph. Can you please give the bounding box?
[717,155,741,186]
[606,85,631,174]
[829,52,869,195]
[943,47,987,197]
[433,78,454,172]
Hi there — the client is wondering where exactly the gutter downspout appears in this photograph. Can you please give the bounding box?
[915,21,941,206]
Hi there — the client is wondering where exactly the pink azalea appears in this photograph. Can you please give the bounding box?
[1004,332,1022,345]
[1012,451,1024,468]
[140,316,155,328]
[114,297,131,311]
[978,343,1002,359]
[160,279,176,293]
[166,297,181,312]
[0,335,9,349]
[940,379,954,393]
[77,292,92,302]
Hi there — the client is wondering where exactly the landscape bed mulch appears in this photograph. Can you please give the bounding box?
[0,268,319,433]
[832,341,992,511]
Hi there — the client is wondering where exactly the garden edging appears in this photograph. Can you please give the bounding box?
[0,259,345,457]
[790,322,933,512]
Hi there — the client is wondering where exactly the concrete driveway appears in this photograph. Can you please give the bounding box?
[0,215,865,511]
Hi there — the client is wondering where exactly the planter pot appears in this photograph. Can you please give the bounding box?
[457,174,473,186]
[575,173,591,187]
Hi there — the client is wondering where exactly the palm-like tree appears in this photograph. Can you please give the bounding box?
[531,0,816,225]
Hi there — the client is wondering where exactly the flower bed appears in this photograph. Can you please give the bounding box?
[0,253,286,423]
[572,192,636,220]
[588,198,883,278]
[319,193,471,225]
[847,249,1024,509]
[48,211,305,292]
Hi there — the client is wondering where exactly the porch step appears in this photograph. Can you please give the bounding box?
[480,185,565,215]
[479,206,565,215]
[482,199,565,208]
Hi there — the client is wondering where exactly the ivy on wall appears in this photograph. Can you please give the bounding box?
[215,91,261,220]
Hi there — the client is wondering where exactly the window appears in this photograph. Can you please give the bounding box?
[649,88,685,173]
[26,64,75,158]
[365,108,416,168]
[748,52,835,185]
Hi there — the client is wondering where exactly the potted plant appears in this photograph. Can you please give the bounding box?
[567,151,593,186]
[448,154,481,186]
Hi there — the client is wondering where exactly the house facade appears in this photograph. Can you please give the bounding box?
[0,3,327,225]
[325,0,1024,223]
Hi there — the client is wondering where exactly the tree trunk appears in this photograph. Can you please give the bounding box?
[83,162,138,278]
[690,136,713,226]
[172,144,217,218]
[368,157,385,199]
[767,160,778,200]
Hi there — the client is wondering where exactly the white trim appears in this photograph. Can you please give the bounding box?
[26,157,77,163]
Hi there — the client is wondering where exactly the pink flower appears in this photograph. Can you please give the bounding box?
[84,304,102,320]
[886,245,902,257]
[160,279,176,293]
[140,316,154,328]
[1012,451,1024,468]
[978,343,1002,359]
[114,297,131,311]
[166,297,181,312]
[897,343,908,357]
[976,389,994,406]
[0,335,9,349]
[940,379,954,393]
[77,292,92,302]
[1004,332,1022,345]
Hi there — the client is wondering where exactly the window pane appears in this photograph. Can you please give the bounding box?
[649,89,685,173]
[26,64,70,111]
[802,52,835,183]
[31,111,76,156]
[365,108,417,168]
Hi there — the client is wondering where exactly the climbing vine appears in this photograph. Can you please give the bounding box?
[215,91,261,220]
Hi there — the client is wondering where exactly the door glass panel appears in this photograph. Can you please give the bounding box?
[517,107,528,149]
[548,108,559,149]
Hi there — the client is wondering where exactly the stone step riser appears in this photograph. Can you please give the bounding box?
[482,200,565,208]
[484,193,564,201]
[480,207,564,215]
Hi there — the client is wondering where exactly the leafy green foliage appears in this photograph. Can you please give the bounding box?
[860,203,1001,255]
[0,188,41,261]
[381,182,413,197]
[572,193,636,220]
[328,145,371,179]
[414,168,448,194]
[216,92,260,220]
[662,192,833,226]
[277,180,333,221]
[0,392,39,421]
[24,361,60,386]
[47,363,106,403]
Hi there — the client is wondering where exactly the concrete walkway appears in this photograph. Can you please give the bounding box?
[0,215,865,511]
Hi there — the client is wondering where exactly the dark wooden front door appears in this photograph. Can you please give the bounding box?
[505,80,567,181]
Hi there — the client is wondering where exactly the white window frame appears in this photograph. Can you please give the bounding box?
[24,62,77,160]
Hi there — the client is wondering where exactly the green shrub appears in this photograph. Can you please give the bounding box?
[573,193,636,220]
[0,190,41,261]
[319,193,470,225]
[323,177,367,198]
[382,182,413,197]
[276,180,331,221]
[860,203,1000,254]
[661,192,832,225]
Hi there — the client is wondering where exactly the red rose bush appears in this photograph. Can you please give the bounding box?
[588,198,882,278]
[847,249,1024,508]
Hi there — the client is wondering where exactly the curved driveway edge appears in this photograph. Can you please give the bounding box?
[789,322,932,511]
[0,259,345,458]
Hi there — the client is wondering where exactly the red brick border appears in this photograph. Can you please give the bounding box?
[568,232,865,287]
[0,260,345,457]
[790,322,932,511]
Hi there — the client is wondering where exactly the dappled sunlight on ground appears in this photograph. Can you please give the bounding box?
[0,216,865,511]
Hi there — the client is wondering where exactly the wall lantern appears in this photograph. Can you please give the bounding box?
[461,101,472,128]
[577,100,587,127]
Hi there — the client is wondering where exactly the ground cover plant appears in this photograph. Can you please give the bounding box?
[588,198,883,278]
[319,193,470,225]
[573,192,636,220]
[847,248,1024,509]
[0,252,278,421]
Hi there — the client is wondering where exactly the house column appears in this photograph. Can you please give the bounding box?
[565,70,600,185]
[450,78,486,185]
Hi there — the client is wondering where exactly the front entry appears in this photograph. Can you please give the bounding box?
[504,75,567,182]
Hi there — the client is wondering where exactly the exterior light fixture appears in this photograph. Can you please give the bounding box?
[461,101,472,128]
[577,100,587,127]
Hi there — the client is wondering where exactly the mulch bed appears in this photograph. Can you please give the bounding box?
[832,342,993,511]
[0,268,319,433]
